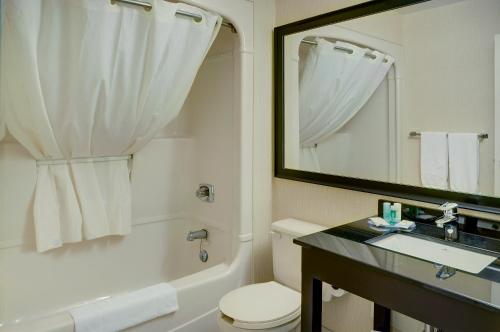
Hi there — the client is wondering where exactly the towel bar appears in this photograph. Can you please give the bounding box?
[409,131,488,140]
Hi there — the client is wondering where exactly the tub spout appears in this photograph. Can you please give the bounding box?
[186,229,208,241]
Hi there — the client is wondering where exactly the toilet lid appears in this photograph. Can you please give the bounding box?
[219,281,301,330]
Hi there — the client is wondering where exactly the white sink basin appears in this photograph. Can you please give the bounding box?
[369,233,497,274]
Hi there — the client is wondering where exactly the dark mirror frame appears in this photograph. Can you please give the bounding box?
[274,0,500,215]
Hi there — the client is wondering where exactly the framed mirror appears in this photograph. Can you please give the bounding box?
[275,0,500,213]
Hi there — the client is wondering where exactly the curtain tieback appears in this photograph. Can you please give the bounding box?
[300,143,319,148]
[36,155,132,166]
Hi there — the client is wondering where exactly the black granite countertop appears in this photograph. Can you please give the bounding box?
[294,218,500,312]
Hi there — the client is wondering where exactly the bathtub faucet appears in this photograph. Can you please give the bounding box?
[186,229,208,241]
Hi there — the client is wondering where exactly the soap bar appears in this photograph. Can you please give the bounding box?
[396,220,415,229]
[368,217,390,227]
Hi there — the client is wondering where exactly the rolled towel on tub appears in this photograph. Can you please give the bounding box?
[70,283,178,332]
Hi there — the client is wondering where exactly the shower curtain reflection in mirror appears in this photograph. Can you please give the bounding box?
[297,38,395,174]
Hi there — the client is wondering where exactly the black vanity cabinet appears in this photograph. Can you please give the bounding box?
[295,219,500,332]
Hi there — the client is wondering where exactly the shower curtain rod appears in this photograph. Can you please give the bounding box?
[110,0,237,33]
[301,39,381,61]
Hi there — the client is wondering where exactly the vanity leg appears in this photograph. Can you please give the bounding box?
[301,249,323,332]
[373,303,391,332]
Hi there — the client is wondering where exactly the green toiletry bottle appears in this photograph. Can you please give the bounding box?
[390,205,397,225]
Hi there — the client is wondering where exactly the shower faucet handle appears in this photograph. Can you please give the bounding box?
[196,183,215,203]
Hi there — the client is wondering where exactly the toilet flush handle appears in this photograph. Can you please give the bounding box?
[269,230,282,239]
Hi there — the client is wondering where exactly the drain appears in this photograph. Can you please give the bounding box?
[199,249,208,262]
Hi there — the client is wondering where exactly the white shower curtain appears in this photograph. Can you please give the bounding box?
[299,38,394,172]
[0,0,221,252]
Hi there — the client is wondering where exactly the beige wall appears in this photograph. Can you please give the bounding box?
[496,35,500,195]
[252,0,500,331]
[275,0,368,26]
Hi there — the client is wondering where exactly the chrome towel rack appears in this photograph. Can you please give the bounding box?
[110,0,237,32]
[409,131,488,140]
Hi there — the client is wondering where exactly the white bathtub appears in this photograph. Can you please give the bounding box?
[0,240,252,332]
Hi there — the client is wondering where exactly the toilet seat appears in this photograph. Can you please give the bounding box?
[218,281,301,330]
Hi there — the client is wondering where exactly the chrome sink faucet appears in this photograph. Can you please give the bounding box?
[435,202,458,241]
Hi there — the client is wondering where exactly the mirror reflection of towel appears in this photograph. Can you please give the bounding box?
[448,133,479,193]
[420,132,448,190]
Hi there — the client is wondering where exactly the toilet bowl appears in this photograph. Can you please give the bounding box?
[218,281,301,332]
[217,219,327,332]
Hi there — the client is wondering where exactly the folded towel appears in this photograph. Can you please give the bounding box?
[70,283,178,332]
[368,217,389,227]
[448,133,479,193]
[368,218,415,230]
[420,132,448,189]
[396,220,416,230]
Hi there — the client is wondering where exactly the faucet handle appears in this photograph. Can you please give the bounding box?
[196,183,215,203]
[436,202,459,229]
[439,202,458,218]
[435,215,456,228]
[438,202,458,212]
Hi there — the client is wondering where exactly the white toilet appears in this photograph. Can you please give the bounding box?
[217,218,327,332]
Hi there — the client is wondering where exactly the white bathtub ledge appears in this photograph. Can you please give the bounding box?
[0,313,74,332]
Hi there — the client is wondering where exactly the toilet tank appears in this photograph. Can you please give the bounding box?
[271,218,327,292]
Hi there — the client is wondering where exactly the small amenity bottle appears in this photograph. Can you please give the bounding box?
[383,202,391,222]
[394,203,402,223]
[390,205,397,225]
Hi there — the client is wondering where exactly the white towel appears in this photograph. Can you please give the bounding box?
[448,133,479,193]
[70,283,178,332]
[420,132,448,189]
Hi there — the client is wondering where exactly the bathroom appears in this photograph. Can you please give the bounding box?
[0,0,499,331]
